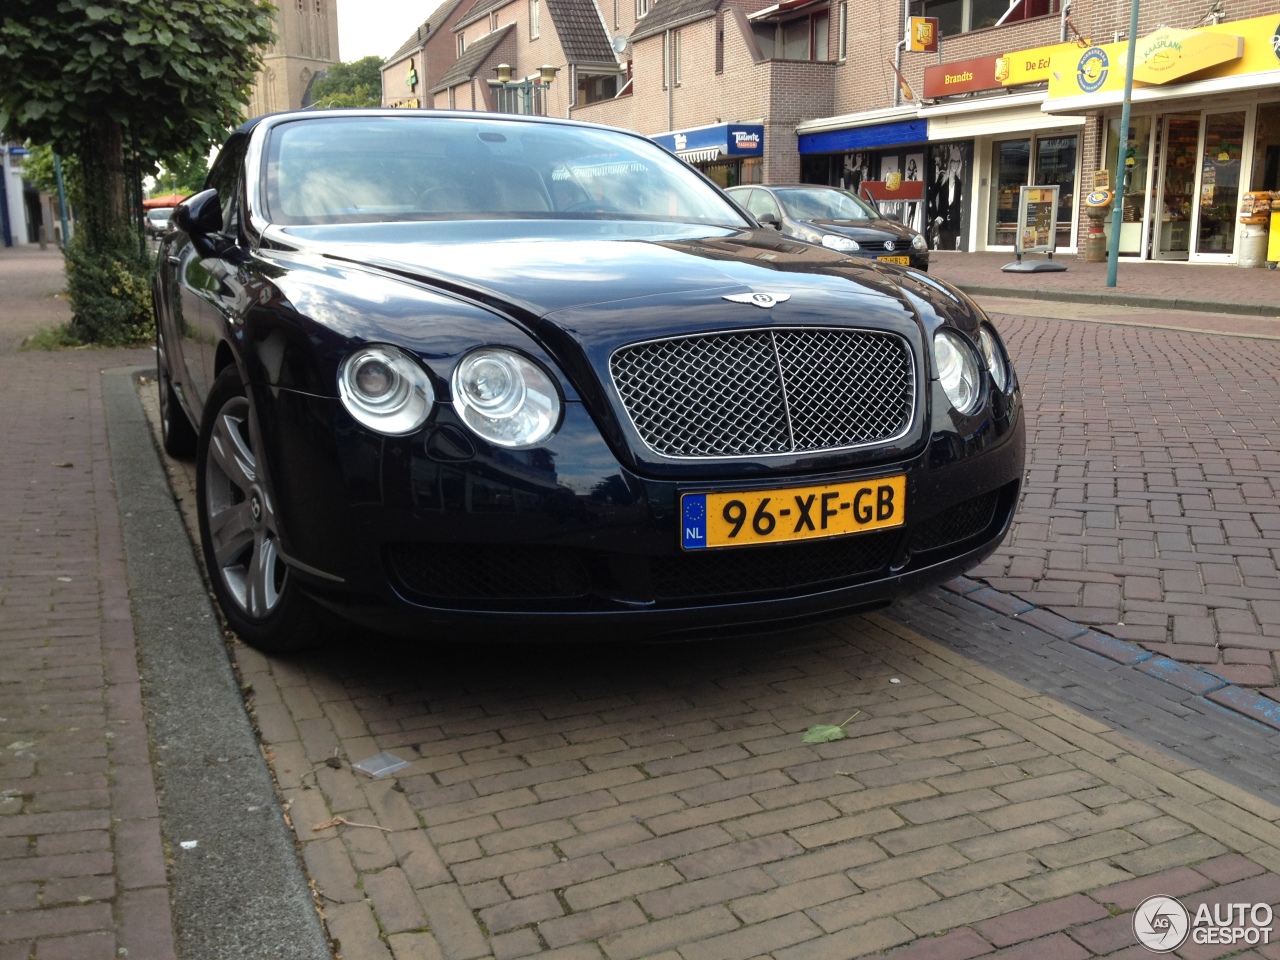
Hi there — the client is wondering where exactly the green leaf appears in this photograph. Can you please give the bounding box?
[802,725,847,744]
[83,5,109,19]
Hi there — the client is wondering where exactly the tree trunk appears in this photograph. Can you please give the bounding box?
[77,116,126,251]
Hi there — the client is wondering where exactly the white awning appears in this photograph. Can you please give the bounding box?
[677,148,725,163]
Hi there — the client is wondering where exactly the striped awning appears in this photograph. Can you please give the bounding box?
[677,148,724,164]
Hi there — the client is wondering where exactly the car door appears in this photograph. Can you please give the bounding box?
[172,138,249,419]
[745,189,784,230]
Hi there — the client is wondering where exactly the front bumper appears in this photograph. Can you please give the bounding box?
[260,377,1024,640]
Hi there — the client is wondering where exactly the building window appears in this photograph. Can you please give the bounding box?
[715,13,725,73]
[837,2,847,60]
[636,0,649,18]
[530,0,540,38]
[458,33,466,56]
[909,0,1057,36]
[673,31,682,84]
[752,8,830,60]
[577,72,620,104]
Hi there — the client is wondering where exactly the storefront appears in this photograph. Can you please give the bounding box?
[796,42,1087,253]
[795,112,948,244]
[650,123,765,188]
[1043,15,1280,262]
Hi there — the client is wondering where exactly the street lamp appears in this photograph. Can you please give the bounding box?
[486,64,559,115]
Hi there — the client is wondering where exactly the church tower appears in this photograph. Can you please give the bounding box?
[248,0,341,117]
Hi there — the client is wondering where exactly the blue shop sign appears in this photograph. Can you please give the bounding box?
[798,118,927,155]
[651,123,764,158]
[7,146,31,157]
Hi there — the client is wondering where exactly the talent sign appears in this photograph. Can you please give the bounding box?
[1015,185,1059,255]
[908,17,938,52]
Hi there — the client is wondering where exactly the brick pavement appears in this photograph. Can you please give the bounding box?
[232,609,1280,960]
[929,252,1280,316]
[0,247,178,959]
[970,314,1280,697]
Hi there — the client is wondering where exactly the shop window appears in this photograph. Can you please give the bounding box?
[1253,102,1280,192]
[988,134,1078,249]
[577,73,620,104]
[752,8,830,60]
[910,0,1056,36]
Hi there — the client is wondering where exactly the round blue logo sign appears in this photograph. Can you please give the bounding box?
[1078,47,1110,93]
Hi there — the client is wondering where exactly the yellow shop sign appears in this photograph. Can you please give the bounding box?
[995,41,1083,86]
[1048,13,1280,99]
[1132,27,1244,83]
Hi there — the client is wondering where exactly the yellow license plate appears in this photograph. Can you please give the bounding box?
[877,255,911,265]
[680,476,906,550]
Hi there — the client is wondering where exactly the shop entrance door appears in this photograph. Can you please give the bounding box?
[1153,114,1199,260]
[1192,111,1248,259]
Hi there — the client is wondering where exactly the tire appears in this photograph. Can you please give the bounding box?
[157,333,197,458]
[196,366,326,654]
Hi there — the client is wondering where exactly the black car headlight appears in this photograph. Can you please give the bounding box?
[452,348,561,448]
[338,344,435,435]
[978,325,1009,392]
[933,329,982,415]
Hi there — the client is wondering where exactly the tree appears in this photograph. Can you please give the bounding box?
[155,149,211,197]
[0,0,275,343]
[309,55,383,108]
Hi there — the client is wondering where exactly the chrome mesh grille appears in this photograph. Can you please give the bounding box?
[610,329,915,458]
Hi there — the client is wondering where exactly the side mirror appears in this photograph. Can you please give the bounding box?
[173,188,224,256]
[757,213,781,229]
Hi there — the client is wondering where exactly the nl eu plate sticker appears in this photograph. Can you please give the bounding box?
[681,494,707,550]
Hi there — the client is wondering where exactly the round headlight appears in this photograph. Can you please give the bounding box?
[933,329,982,415]
[821,235,860,252]
[338,344,434,435]
[911,233,928,251]
[452,348,561,448]
[978,326,1008,392]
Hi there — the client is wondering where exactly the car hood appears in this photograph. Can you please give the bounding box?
[269,220,921,327]
[802,219,920,242]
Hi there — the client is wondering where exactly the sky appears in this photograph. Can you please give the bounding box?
[337,0,446,62]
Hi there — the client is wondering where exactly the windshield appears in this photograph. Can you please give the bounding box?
[262,116,750,229]
[773,188,881,222]
[149,208,173,220]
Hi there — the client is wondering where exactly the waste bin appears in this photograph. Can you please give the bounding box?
[1239,192,1271,268]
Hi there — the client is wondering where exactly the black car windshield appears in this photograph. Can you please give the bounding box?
[773,188,881,222]
[262,116,750,228]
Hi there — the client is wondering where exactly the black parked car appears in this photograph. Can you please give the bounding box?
[725,184,930,271]
[153,110,1022,653]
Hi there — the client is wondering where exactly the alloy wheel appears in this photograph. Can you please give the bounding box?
[203,395,287,619]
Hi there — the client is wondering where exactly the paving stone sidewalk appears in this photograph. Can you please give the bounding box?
[973,313,1280,697]
[234,608,1280,960]
[929,252,1280,316]
[0,247,177,960]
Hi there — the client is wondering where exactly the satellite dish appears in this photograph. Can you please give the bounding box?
[611,34,628,54]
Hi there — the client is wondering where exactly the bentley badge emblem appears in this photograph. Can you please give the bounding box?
[884,240,896,252]
[723,292,791,308]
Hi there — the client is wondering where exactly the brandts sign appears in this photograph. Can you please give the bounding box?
[923,56,1001,97]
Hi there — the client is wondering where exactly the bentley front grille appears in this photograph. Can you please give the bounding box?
[609,328,916,458]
